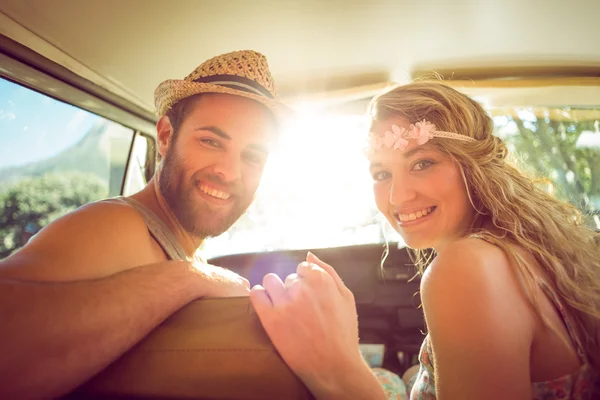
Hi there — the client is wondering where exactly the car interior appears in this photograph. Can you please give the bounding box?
[0,1,599,398]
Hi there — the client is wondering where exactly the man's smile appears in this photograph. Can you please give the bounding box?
[199,184,231,200]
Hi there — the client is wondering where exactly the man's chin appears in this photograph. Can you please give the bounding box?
[191,217,240,239]
[195,228,229,239]
[181,195,249,238]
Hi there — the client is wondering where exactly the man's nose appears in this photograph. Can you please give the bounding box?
[212,154,242,183]
[389,173,417,206]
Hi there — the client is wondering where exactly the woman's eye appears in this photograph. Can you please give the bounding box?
[412,160,434,171]
[372,171,391,181]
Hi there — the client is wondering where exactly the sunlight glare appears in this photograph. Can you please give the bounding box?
[202,110,402,258]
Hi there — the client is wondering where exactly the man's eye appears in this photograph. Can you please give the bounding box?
[244,153,265,166]
[412,160,434,171]
[372,171,391,181]
[201,138,221,148]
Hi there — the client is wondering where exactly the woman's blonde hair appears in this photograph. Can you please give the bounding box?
[369,81,600,368]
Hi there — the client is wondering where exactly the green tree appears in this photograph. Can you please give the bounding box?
[497,109,599,226]
[0,171,107,258]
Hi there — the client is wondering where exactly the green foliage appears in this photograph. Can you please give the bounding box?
[498,111,600,222]
[0,172,107,258]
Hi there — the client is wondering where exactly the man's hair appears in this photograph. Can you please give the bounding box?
[156,94,204,162]
[166,94,205,138]
[370,81,600,368]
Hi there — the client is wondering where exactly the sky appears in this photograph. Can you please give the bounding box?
[0,78,99,168]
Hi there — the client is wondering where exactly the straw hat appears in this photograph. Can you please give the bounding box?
[154,50,287,118]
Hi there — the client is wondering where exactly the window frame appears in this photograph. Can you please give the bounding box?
[121,131,157,195]
[0,33,157,192]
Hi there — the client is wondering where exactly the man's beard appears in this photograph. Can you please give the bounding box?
[158,147,252,239]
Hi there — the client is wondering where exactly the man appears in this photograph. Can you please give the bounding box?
[0,50,286,399]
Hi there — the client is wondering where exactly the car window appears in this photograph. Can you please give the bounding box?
[0,77,138,258]
[493,108,600,228]
[202,113,402,258]
[203,99,600,259]
[123,133,155,196]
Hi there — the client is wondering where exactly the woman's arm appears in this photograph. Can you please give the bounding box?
[421,238,535,400]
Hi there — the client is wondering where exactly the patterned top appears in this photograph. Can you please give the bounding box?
[373,368,409,400]
[410,281,599,400]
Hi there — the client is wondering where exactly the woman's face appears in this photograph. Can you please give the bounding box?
[369,116,476,251]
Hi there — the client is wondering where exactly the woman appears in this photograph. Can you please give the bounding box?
[250,82,600,400]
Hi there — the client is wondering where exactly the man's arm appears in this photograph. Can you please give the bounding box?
[0,202,249,399]
[0,201,165,282]
[0,261,207,399]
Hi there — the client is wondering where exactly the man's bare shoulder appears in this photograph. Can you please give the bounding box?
[0,199,162,281]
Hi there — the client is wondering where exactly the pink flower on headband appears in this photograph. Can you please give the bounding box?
[391,125,409,150]
[391,124,406,137]
[412,120,436,145]
[394,137,409,150]
[382,130,396,148]
[368,121,438,153]
[368,119,472,154]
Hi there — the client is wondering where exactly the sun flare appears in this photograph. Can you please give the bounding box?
[203,110,402,258]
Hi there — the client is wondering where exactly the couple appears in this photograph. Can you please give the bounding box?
[1,50,598,400]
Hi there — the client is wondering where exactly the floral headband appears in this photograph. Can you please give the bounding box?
[368,119,477,153]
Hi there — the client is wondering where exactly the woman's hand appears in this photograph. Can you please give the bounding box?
[250,253,387,400]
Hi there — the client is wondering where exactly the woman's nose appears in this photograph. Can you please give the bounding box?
[389,174,417,206]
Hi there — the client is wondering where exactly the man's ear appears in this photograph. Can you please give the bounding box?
[156,116,175,159]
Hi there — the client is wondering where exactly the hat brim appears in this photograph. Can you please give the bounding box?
[154,79,292,122]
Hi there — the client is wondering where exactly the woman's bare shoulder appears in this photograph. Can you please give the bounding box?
[422,237,510,286]
[421,236,536,339]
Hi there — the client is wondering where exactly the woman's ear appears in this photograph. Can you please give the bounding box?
[156,116,174,159]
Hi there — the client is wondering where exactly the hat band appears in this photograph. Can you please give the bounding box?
[193,74,274,99]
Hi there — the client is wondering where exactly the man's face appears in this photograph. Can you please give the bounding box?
[158,94,276,238]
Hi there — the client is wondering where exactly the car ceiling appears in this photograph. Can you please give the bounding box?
[1,0,600,114]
